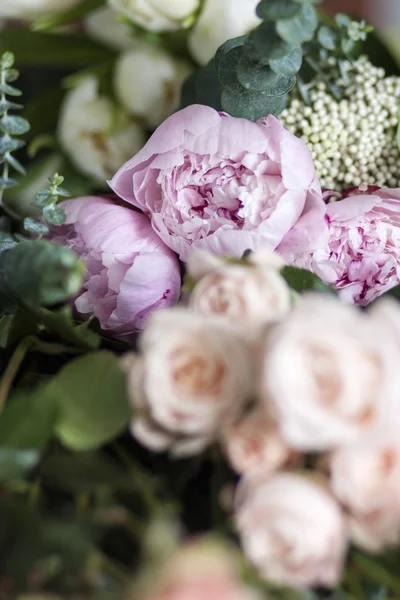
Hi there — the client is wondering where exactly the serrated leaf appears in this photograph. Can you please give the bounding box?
[276,4,318,45]
[318,26,338,50]
[5,153,26,175]
[0,83,21,96]
[0,115,30,135]
[221,88,287,121]
[270,45,303,75]
[257,0,302,21]
[237,55,296,94]
[43,205,66,226]
[23,217,50,235]
[218,46,246,93]
[52,351,130,451]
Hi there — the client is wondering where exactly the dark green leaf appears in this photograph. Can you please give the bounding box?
[237,55,296,93]
[0,136,25,153]
[221,88,287,120]
[276,4,318,45]
[0,83,22,96]
[318,26,338,50]
[35,306,99,350]
[281,266,335,294]
[244,23,294,63]
[52,351,130,451]
[257,0,302,21]
[43,204,66,226]
[0,115,30,135]
[0,448,39,482]
[195,62,223,111]
[0,312,38,348]
[180,71,197,109]
[270,45,303,75]
[215,35,247,69]
[218,47,245,93]
[23,217,50,235]
[0,231,17,252]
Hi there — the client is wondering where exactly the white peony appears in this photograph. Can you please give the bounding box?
[85,7,137,51]
[58,77,146,184]
[188,0,261,66]
[114,47,191,129]
[0,0,82,19]
[235,473,347,589]
[108,0,200,32]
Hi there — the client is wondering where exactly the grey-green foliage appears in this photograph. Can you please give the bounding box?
[24,172,70,236]
[0,52,30,204]
[181,1,373,121]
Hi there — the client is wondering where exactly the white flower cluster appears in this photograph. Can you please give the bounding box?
[123,248,400,589]
[280,57,400,191]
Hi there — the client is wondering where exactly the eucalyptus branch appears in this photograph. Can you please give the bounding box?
[24,172,70,237]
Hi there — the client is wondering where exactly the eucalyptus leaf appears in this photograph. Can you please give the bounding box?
[256,0,302,21]
[0,176,18,189]
[318,26,338,51]
[195,62,223,111]
[276,4,318,45]
[244,23,294,64]
[0,115,30,135]
[269,45,303,75]
[53,351,130,451]
[237,55,296,94]
[0,100,23,115]
[43,205,66,226]
[0,232,17,252]
[0,83,22,97]
[23,217,50,235]
[0,137,25,154]
[217,47,245,93]
[34,189,57,207]
[221,88,287,120]
[214,35,247,69]
[4,153,26,175]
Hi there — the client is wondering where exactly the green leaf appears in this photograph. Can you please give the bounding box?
[270,45,303,75]
[23,217,50,235]
[43,204,66,226]
[257,0,302,21]
[218,47,245,93]
[318,26,338,51]
[335,13,352,28]
[194,62,223,111]
[0,136,25,153]
[0,388,58,450]
[53,351,130,451]
[0,448,40,482]
[0,312,39,348]
[276,4,318,45]
[0,115,30,136]
[221,88,287,120]
[0,177,18,190]
[0,100,23,115]
[280,266,335,294]
[0,240,84,310]
[4,153,26,175]
[34,189,57,207]
[341,38,356,55]
[0,232,17,252]
[33,0,105,31]
[244,23,294,63]
[215,35,247,69]
[0,83,22,97]
[1,51,15,69]
[37,306,100,350]
[237,55,296,93]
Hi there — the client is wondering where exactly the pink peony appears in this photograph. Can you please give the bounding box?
[109,105,326,261]
[316,187,400,305]
[48,196,181,336]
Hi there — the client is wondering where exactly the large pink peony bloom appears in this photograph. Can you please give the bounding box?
[48,196,181,335]
[317,187,400,305]
[109,105,326,261]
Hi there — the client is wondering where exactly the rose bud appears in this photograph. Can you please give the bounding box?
[109,0,200,32]
[235,473,347,589]
[48,196,181,337]
[58,76,146,185]
[124,308,254,456]
[114,47,191,129]
[109,105,327,262]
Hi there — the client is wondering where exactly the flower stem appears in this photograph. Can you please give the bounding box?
[0,336,33,413]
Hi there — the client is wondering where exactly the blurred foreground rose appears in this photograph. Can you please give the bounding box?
[235,473,347,589]
[314,187,400,305]
[134,537,261,600]
[189,0,261,66]
[124,309,254,456]
[48,196,181,336]
[58,77,146,185]
[85,7,138,50]
[187,249,291,330]
[109,0,200,32]
[110,105,326,262]
[0,0,82,18]
[262,294,399,451]
[114,47,191,129]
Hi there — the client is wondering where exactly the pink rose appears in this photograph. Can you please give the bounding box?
[235,473,347,589]
[316,187,400,305]
[48,196,181,336]
[109,105,326,261]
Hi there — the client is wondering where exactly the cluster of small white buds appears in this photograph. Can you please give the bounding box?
[280,57,400,191]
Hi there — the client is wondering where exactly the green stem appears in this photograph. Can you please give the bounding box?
[0,63,7,209]
[353,552,400,596]
[0,336,33,412]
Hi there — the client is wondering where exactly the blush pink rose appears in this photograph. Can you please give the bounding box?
[315,187,400,305]
[48,196,181,335]
[109,105,327,261]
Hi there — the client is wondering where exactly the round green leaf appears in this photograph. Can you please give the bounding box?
[221,88,287,121]
[276,4,318,44]
[237,55,296,94]
[53,351,130,451]
[257,0,302,21]
[217,46,245,93]
[0,115,30,135]
[43,204,67,226]
[244,23,295,63]
[24,217,50,235]
[195,62,223,111]
[215,35,247,69]
[269,45,303,75]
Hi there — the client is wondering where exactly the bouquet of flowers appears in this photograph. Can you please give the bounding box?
[1,0,400,598]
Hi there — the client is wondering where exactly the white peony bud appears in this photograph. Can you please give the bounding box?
[235,473,347,589]
[188,0,261,66]
[330,432,400,552]
[124,308,254,456]
[114,47,191,129]
[261,294,400,452]
[85,7,137,51]
[0,0,82,19]
[58,76,146,184]
[108,0,200,32]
